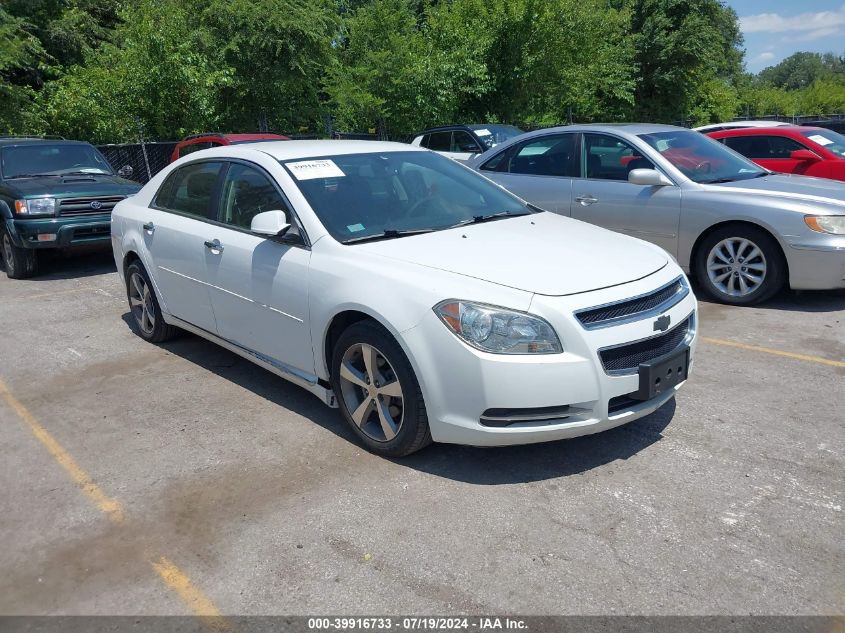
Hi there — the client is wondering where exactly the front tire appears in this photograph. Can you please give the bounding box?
[1,229,38,279]
[331,321,431,457]
[695,225,785,306]
[126,261,179,343]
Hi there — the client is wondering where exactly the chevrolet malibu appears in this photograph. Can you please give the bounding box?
[111,141,697,456]
[472,124,845,305]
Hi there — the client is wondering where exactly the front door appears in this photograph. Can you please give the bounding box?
[143,160,224,332]
[571,133,681,256]
[203,161,314,377]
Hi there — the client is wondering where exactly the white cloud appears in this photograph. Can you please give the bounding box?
[740,4,845,34]
[754,52,776,63]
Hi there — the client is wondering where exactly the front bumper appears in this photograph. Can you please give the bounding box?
[6,215,112,249]
[402,267,698,447]
[786,237,845,290]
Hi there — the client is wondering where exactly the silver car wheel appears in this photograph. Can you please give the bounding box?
[338,343,404,442]
[128,271,156,335]
[706,237,767,297]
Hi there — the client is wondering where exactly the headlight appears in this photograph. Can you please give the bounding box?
[15,198,56,216]
[434,300,562,354]
[805,215,845,235]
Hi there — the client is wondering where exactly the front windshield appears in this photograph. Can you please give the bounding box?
[638,130,767,183]
[282,151,530,243]
[1,144,113,178]
[471,125,524,149]
[801,129,845,158]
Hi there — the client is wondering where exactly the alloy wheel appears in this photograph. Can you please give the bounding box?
[2,233,14,275]
[128,271,156,335]
[706,237,767,297]
[338,343,404,442]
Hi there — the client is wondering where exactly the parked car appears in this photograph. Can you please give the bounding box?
[693,120,790,133]
[410,124,524,162]
[112,140,697,456]
[0,137,141,279]
[707,126,845,181]
[170,133,289,163]
[472,124,845,305]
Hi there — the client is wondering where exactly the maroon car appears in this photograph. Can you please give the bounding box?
[170,133,289,163]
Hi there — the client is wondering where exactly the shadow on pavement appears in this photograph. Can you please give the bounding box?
[125,314,676,485]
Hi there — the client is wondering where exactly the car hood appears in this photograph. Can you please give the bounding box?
[5,174,141,198]
[356,213,668,296]
[704,173,845,209]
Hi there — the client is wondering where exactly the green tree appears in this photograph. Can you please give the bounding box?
[0,7,49,132]
[620,0,744,124]
[757,52,844,90]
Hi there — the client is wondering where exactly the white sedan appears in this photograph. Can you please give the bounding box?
[111,141,698,456]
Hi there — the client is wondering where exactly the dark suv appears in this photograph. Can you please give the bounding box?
[0,138,141,279]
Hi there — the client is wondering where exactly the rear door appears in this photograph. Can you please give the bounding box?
[571,133,681,256]
[142,160,224,332]
[203,160,314,376]
[477,133,578,215]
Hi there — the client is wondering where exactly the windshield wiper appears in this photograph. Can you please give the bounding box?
[61,170,108,176]
[452,210,534,227]
[8,173,61,179]
[343,228,436,244]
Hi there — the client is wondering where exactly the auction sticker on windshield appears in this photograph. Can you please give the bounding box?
[809,134,834,146]
[286,159,346,180]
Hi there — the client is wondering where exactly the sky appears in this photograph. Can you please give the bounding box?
[727,1,845,73]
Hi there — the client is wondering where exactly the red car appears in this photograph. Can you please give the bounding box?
[707,126,845,181]
[170,133,289,163]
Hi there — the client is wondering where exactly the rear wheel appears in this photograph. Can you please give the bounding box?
[1,229,38,279]
[126,261,179,342]
[331,321,431,457]
[695,225,785,305]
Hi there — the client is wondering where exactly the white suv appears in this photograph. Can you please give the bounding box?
[111,141,697,457]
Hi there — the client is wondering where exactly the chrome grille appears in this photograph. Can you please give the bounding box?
[58,196,124,217]
[576,277,688,329]
[599,315,693,374]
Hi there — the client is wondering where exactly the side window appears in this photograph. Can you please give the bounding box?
[506,134,578,177]
[419,134,430,148]
[584,133,654,181]
[179,141,215,158]
[451,130,480,153]
[220,163,289,230]
[427,131,452,152]
[724,135,803,159]
[154,161,223,220]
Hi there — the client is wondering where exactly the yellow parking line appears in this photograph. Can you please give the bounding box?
[151,557,235,632]
[702,337,845,369]
[0,377,125,523]
[0,377,232,629]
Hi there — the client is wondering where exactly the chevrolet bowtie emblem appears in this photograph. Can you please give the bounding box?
[653,315,671,332]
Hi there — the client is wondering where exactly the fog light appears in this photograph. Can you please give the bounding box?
[37,233,57,242]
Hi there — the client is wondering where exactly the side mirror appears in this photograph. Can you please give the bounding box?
[628,168,673,186]
[117,164,134,179]
[790,149,820,162]
[251,210,291,236]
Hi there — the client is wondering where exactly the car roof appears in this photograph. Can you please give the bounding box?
[693,120,790,131]
[0,138,89,147]
[207,139,425,161]
[707,126,814,137]
[513,123,684,137]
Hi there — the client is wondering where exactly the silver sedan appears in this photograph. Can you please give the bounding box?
[471,123,845,305]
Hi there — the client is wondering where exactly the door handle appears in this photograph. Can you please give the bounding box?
[204,239,223,252]
[142,222,155,233]
[575,195,598,206]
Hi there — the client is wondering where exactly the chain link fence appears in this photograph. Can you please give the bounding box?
[97,142,177,184]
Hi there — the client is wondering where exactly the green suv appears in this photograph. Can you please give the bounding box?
[0,137,141,279]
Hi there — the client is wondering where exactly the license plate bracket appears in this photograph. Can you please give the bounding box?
[633,347,690,401]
